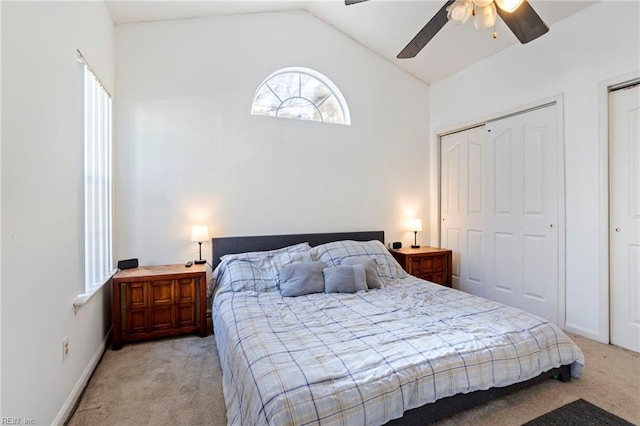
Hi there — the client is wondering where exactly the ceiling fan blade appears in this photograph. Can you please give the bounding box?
[345,0,369,5]
[496,0,549,44]
[397,0,455,59]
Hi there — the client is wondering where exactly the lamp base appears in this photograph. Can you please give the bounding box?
[410,245,420,249]
[194,259,206,264]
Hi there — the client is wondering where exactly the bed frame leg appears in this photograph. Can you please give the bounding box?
[556,364,572,382]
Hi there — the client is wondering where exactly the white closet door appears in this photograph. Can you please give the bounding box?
[441,126,486,295]
[610,84,640,353]
[484,106,559,323]
[441,105,560,324]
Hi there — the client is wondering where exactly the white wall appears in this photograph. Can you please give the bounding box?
[1,2,114,424]
[429,1,640,341]
[114,10,430,266]
[0,1,3,416]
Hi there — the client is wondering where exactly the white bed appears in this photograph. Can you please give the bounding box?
[211,234,584,426]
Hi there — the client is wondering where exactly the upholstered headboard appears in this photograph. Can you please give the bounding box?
[211,231,385,269]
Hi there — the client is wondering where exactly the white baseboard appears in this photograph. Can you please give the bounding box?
[52,327,112,426]
[564,322,607,344]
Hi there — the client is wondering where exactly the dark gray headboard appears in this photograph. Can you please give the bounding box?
[211,231,385,269]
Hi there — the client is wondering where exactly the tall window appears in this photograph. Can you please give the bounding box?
[78,52,114,294]
[251,67,351,125]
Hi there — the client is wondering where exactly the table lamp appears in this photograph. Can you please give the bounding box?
[407,218,422,249]
[190,225,209,264]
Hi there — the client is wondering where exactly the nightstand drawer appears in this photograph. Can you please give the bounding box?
[417,271,447,285]
[409,256,446,275]
[126,282,148,308]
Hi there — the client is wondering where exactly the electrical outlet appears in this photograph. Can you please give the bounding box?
[62,337,69,361]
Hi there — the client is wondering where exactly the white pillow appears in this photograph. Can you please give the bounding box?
[311,240,407,282]
[220,242,311,264]
[215,242,312,294]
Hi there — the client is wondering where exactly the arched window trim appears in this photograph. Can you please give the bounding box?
[251,66,351,125]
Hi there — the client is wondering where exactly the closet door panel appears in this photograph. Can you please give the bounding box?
[484,105,559,323]
[441,127,486,295]
[441,105,559,323]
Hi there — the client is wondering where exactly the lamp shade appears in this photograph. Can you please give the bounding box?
[190,225,210,242]
[406,218,423,232]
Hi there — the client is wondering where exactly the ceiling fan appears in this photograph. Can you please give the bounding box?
[345,0,549,59]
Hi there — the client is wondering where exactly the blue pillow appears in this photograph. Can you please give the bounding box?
[323,264,367,293]
[278,261,325,297]
[341,257,381,289]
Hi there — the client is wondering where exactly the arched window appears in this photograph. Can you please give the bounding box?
[251,67,351,125]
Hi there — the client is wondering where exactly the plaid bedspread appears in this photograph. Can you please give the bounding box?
[213,276,584,426]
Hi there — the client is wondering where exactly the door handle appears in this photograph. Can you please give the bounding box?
[615,228,621,232]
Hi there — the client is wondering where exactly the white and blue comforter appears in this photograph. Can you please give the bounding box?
[213,276,584,425]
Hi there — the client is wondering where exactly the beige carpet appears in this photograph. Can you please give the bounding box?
[67,333,639,426]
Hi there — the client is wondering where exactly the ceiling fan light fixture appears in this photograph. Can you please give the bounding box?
[447,0,473,25]
[494,0,524,13]
[474,2,497,29]
[382,0,549,59]
[473,0,493,7]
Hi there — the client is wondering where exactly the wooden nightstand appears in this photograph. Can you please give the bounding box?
[112,264,207,350]
[390,247,453,287]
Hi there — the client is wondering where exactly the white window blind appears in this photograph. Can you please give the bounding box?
[78,53,114,294]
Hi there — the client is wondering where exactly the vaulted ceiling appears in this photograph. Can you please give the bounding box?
[105,0,598,85]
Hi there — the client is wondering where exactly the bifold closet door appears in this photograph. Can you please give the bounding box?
[484,105,559,324]
[441,126,487,295]
[609,84,640,353]
[441,104,560,324]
